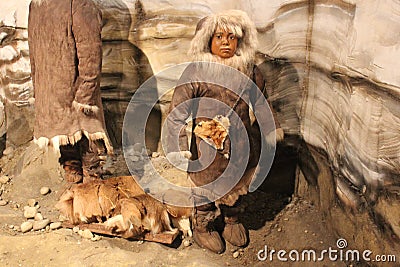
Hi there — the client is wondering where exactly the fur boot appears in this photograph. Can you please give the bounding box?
[221,203,248,247]
[192,203,224,254]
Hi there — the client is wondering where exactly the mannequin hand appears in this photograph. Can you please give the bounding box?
[166,151,192,170]
[275,128,284,142]
[264,128,284,146]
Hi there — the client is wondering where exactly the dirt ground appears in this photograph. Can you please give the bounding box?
[0,142,364,266]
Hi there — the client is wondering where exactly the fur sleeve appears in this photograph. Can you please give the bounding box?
[71,0,102,106]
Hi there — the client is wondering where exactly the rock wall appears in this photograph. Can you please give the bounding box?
[1,0,399,261]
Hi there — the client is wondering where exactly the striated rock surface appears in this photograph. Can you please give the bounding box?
[1,0,399,261]
[256,0,400,260]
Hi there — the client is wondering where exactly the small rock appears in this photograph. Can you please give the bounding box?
[286,203,295,209]
[91,235,102,241]
[27,199,37,207]
[8,224,14,229]
[277,227,282,232]
[50,222,62,230]
[233,251,240,258]
[21,221,33,233]
[304,230,308,233]
[72,226,79,233]
[137,240,144,245]
[59,214,68,222]
[23,206,37,219]
[13,225,20,231]
[40,187,50,195]
[0,175,9,184]
[79,229,93,239]
[3,147,14,156]
[34,213,44,221]
[183,240,191,247]
[0,200,7,206]
[133,143,143,153]
[33,219,50,231]
[152,152,160,158]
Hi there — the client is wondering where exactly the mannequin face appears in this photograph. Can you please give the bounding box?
[210,27,238,58]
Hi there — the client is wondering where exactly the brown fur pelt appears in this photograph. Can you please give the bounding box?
[193,115,230,150]
[56,176,193,239]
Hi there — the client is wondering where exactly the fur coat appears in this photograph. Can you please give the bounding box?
[28,0,112,154]
[167,10,275,206]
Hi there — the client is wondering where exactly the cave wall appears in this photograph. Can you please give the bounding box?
[0,0,399,260]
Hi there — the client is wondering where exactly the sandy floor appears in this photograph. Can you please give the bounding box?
[0,142,357,266]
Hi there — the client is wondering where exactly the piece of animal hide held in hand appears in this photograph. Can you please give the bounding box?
[193,115,230,151]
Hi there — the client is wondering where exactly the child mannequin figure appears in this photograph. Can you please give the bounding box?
[167,10,283,253]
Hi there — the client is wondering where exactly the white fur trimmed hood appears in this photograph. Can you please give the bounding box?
[188,10,258,76]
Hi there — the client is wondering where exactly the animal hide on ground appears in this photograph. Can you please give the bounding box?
[56,176,193,240]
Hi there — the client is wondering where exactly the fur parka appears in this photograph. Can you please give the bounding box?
[28,0,112,154]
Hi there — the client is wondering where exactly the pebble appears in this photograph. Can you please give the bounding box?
[233,251,240,258]
[91,235,102,241]
[27,199,37,207]
[50,222,62,230]
[72,226,79,233]
[21,221,33,233]
[133,143,143,153]
[40,187,50,195]
[152,152,160,158]
[183,240,191,247]
[2,147,14,156]
[286,203,295,209]
[304,230,309,233]
[78,229,93,239]
[277,227,282,232]
[34,213,44,221]
[137,240,144,245]
[0,175,9,184]
[33,219,50,231]
[131,156,140,162]
[0,200,7,206]
[23,206,37,219]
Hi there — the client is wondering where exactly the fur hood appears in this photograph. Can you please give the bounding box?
[188,10,258,76]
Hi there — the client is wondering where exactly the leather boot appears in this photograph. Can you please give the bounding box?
[63,160,83,183]
[221,204,248,247]
[222,215,248,247]
[193,204,225,254]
